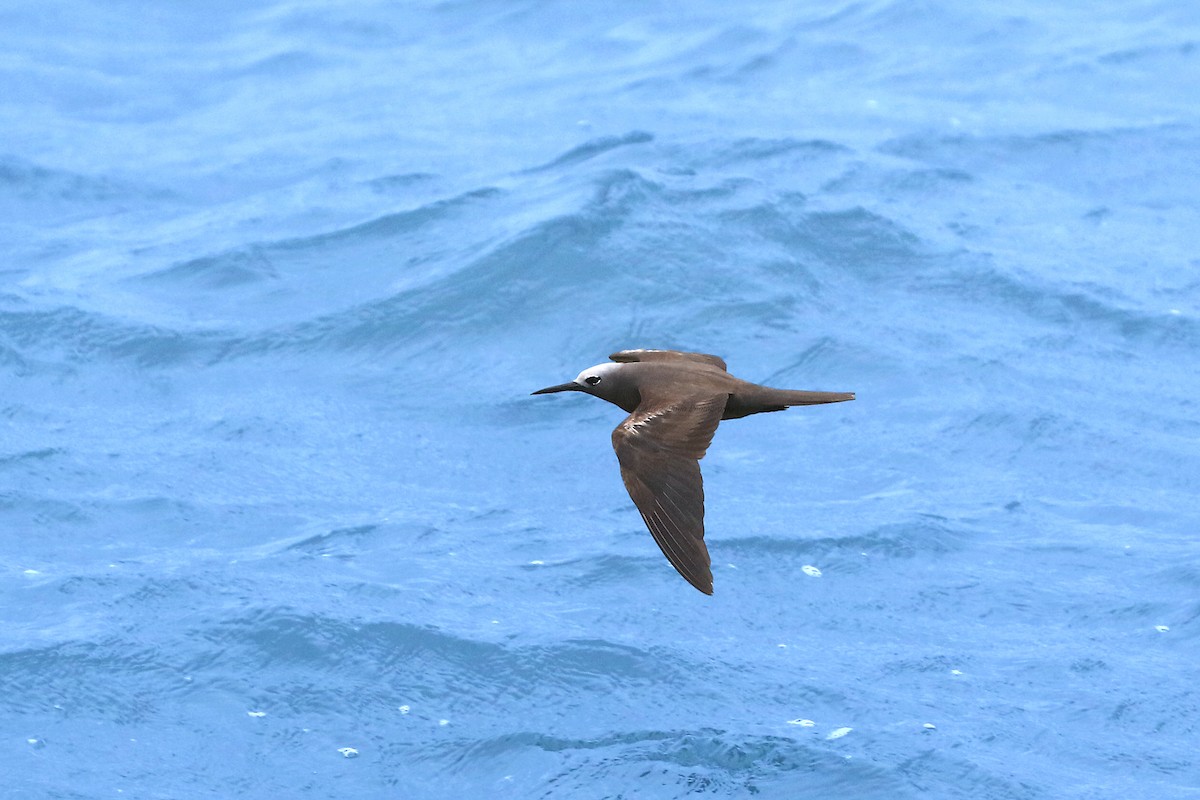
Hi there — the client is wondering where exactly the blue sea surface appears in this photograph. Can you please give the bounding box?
[3,1,1199,797]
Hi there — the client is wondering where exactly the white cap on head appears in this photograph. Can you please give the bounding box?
[572,362,622,387]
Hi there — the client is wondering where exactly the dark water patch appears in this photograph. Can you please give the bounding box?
[286,524,381,554]
[50,573,127,598]
[822,164,974,196]
[796,208,929,273]
[808,0,995,46]
[205,609,358,669]
[726,516,970,560]
[654,175,758,205]
[139,246,279,290]
[915,262,1200,350]
[0,447,64,468]
[1156,563,1200,589]
[1085,601,1173,627]
[677,137,856,192]
[757,335,871,384]
[290,186,503,248]
[0,492,90,525]
[895,749,1048,800]
[456,728,681,761]
[705,137,850,165]
[118,576,226,606]
[0,341,30,373]
[1097,40,1198,67]
[525,130,654,173]
[645,729,825,772]
[1041,500,1183,531]
[687,293,810,330]
[406,726,912,800]
[878,125,1200,207]
[532,729,908,800]
[108,327,222,367]
[217,173,646,358]
[204,611,680,704]
[1069,657,1110,673]
[0,639,182,721]
[878,653,968,677]
[134,185,502,298]
[233,49,326,79]
[562,552,665,592]
[729,36,797,78]
[0,155,170,218]
[720,202,933,277]
[364,171,438,193]
[177,164,897,364]
[939,409,1090,460]
[0,305,228,367]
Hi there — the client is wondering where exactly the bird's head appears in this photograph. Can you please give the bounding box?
[531,362,637,410]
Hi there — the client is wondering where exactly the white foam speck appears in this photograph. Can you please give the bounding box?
[1169,309,1181,315]
[827,727,852,740]
[951,669,963,675]
[801,565,822,577]
[726,563,737,569]
[247,710,266,717]
[491,620,499,624]
[787,719,815,727]
[777,643,787,648]
[439,719,449,726]
[338,747,359,758]
[529,560,544,565]
[1155,625,1170,633]
[923,723,937,730]
[398,705,410,714]
[23,569,40,576]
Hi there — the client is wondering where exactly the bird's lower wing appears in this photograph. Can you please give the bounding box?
[611,394,728,594]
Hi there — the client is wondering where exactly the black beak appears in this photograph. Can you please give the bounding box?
[531,381,581,395]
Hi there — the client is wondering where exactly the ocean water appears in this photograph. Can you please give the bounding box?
[3,0,1199,797]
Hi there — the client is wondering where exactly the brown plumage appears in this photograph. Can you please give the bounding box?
[532,349,854,594]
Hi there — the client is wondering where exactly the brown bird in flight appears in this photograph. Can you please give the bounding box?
[532,349,854,594]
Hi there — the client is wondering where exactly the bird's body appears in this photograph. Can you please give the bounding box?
[532,349,854,594]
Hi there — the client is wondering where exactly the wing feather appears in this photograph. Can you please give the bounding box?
[609,349,727,371]
[611,394,727,594]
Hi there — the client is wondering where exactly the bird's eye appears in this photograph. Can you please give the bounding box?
[584,376,602,386]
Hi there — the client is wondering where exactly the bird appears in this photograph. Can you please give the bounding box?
[531,349,854,594]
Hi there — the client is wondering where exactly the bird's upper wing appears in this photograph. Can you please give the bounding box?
[609,349,727,371]
[611,393,728,594]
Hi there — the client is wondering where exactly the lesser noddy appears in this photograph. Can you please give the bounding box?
[532,349,854,595]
